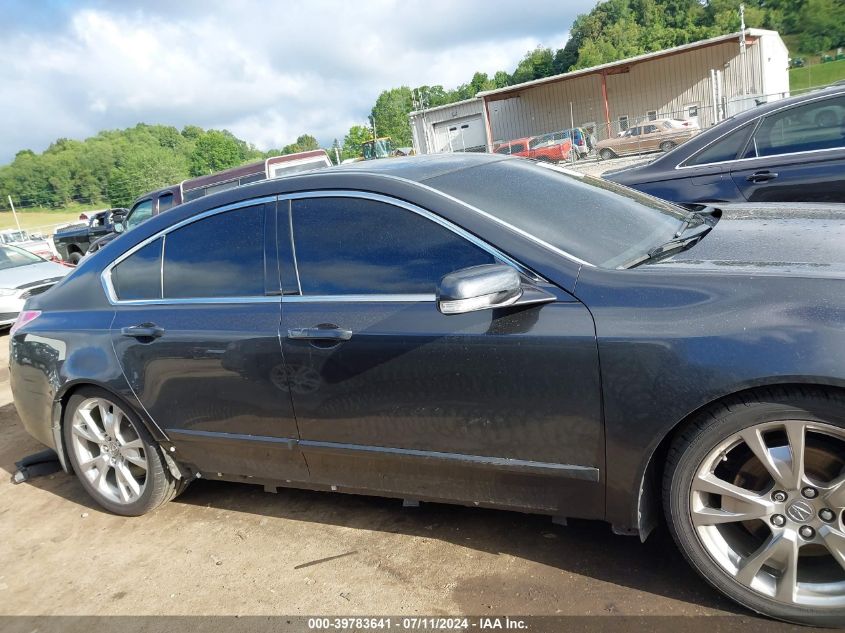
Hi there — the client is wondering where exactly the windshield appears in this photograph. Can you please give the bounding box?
[0,244,45,270]
[424,158,690,269]
[125,199,154,231]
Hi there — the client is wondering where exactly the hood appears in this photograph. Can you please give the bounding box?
[649,203,845,278]
[0,260,71,290]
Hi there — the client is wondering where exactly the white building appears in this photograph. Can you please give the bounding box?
[409,29,789,154]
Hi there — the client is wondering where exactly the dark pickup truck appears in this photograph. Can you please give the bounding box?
[52,209,126,263]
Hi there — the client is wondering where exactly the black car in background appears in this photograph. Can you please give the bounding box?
[606,84,845,206]
[8,154,845,626]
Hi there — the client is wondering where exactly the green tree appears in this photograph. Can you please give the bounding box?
[188,130,244,176]
[281,134,320,155]
[511,47,555,83]
[370,87,414,146]
[342,125,372,160]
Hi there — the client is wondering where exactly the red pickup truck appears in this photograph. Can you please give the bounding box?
[493,136,572,162]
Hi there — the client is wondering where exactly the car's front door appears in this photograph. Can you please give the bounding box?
[109,200,307,481]
[730,94,845,203]
[278,194,603,518]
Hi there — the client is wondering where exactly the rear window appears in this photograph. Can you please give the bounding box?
[424,159,686,269]
[111,238,162,300]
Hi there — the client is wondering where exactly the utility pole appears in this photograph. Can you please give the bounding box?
[739,3,748,97]
[7,195,21,231]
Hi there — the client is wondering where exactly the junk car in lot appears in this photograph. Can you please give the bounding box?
[605,84,845,205]
[493,136,573,162]
[86,150,333,255]
[596,117,699,160]
[8,154,845,627]
[53,208,126,263]
[0,244,70,327]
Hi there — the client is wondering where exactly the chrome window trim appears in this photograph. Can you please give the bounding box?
[101,196,277,306]
[282,294,435,303]
[102,189,546,306]
[675,91,845,170]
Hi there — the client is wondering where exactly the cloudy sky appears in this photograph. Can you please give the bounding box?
[0,0,594,163]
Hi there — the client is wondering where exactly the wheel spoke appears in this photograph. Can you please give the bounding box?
[740,427,793,490]
[824,475,845,509]
[76,409,105,442]
[735,531,799,602]
[784,422,806,491]
[819,526,845,573]
[122,451,147,470]
[692,504,770,527]
[100,403,117,438]
[115,464,141,501]
[78,454,105,472]
[692,472,772,510]
[72,422,102,444]
[121,438,143,451]
[93,459,111,490]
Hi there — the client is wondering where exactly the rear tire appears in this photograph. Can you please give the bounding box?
[664,387,845,627]
[599,149,616,160]
[63,386,181,516]
[68,251,82,265]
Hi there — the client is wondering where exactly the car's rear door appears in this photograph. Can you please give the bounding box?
[278,193,603,518]
[730,94,845,203]
[108,198,307,481]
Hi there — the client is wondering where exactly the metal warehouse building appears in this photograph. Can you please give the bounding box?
[409,29,789,154]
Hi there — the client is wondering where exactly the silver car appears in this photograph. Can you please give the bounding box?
[0,244,70,327]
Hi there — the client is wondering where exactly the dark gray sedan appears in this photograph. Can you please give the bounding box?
[606,84,845,206]
[8,154,845,626]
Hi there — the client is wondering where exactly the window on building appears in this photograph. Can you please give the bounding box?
[162,205,265,299]
[647,110,657,121]
[290,197,496,295]
[111,238,162,301]
[618,116,629,132]
[688,105,699,118]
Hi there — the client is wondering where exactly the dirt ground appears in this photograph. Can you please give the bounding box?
[0,330,779,626]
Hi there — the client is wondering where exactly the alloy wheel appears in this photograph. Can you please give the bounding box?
[69,397,148,505]
[690,419,845,608]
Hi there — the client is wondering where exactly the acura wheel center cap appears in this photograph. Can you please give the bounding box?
[786,500,813,523]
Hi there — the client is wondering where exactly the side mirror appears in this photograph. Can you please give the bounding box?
[113,220,125,234]
[437,264,523,315]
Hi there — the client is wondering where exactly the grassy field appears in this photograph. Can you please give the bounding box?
[0,205,90,233]
[790,58,845,91]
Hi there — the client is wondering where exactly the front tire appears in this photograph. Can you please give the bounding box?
[64,387,181,516]
[660,141,677,152]
[68,251,82,265]
[664,388,845,627]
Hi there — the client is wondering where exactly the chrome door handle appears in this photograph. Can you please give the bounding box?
[287,326,352,341]
[746,171,778,183]
[121,324,165,338]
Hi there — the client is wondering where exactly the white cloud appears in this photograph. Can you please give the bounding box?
[0,1,592,162]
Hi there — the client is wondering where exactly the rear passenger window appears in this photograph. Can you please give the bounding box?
[162,205,265,298]
[747,96,845,157]
[112,238,162,301]
[290,197,496,295]
[686,123,754,166]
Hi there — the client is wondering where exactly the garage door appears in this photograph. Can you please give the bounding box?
[433,116,486,153]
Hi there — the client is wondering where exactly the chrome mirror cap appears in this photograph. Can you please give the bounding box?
[437,264,522,315]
